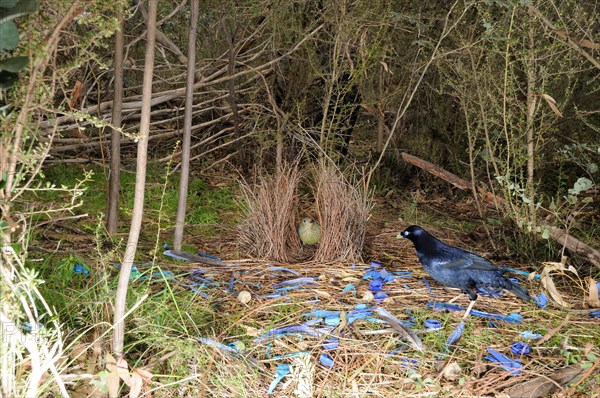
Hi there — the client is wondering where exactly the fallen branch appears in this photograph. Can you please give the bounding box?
[401,152,600,267]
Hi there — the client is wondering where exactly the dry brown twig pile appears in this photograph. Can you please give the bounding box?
[313,162,371,263]
[237,158,372,264]
[237,160,303,262]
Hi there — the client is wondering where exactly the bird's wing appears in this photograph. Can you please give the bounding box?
[439,252,497,271]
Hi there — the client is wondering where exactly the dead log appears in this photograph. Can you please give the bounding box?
[504,362,599,398]
[401,152,600,267]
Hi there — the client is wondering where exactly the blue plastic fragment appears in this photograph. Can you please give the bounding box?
[229,273,235,292]
[383,353,419,368]
[273,277,316,289]
[303,307,375,327]
[267,364,291,394]
[304,309,341,318]
[347,308,375,325]
[197,337,239,355]
[427,302,523,324]
[424,319,442,330]
[505,266,540,280]
[390,270,412,279]
[266,266,301,276]
[488,321,498,328]
[136,270,175,282]
[511,341,530,355]
[354,303,367,310]
[423,277,434,296]
[163,250,193,261]
[227,341,244,352]
[363,263,396,283]
[533,293,547,309]
[520,331,543,340]
[369,280,383,292]
[379,268,389,279]
[342,284,356,296]
[484,348,522,375]
[323,338,339,350]
[319,353,334,368]
[163,243,170,249]
[385,347,405,357]
[384,353,419,369]
[588,310,600,318]
[370,261,383,268]
[508,277,520,285]
[255,325,330,342]
[443,321,464,352]
[378,268,395,283]
[374,292,388,302]
[115,262,177,282]
[399,358,419,369]
[196,251,221,261]
[189,268,208,276]
[324,315,341,327]
[362,269,379,280]
[73,263,90,275]
[271,351,312,360]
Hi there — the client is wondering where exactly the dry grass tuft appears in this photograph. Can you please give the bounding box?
[313,162,371,262]
[237,161,302,262]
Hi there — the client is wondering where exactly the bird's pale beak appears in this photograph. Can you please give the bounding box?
[396,232,403,239]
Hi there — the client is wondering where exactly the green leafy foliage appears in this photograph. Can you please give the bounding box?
[0,0,38,86]
[0,20,18,50]
[0,0,38,22]
[0,55,28,71]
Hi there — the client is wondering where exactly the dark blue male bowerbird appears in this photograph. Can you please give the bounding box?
[399,225,531,317]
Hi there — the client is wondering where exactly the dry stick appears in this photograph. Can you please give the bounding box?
[113,0,158,357]
[38,24,322,132]
[157,126,235,163]
[527,4,600,71]
[43,90,237,144]
[563,358,600,395]
[173,0,200,251]
[50,106,251,154]
[534,315,570,346]
[400,152,600,267]
[107,5,125,235]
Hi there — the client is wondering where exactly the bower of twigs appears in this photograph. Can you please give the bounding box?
[238,158,371,264]
[313,162,371,262]
[237,160,303,262]
[153,221,600,397]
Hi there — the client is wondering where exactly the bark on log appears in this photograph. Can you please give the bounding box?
[401,152,600,267]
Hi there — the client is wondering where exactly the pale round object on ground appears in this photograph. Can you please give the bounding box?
[238,290,252,304]
[442,361,462,381]
[361,291,374,302]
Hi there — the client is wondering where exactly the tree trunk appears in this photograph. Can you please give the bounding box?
[113,0,158,358]
[106,6,125,235]
[173,0,200,251]
[376,64,385,153]
[525,19,537,231]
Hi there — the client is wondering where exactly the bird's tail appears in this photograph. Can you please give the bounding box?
[506,281,531,303]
